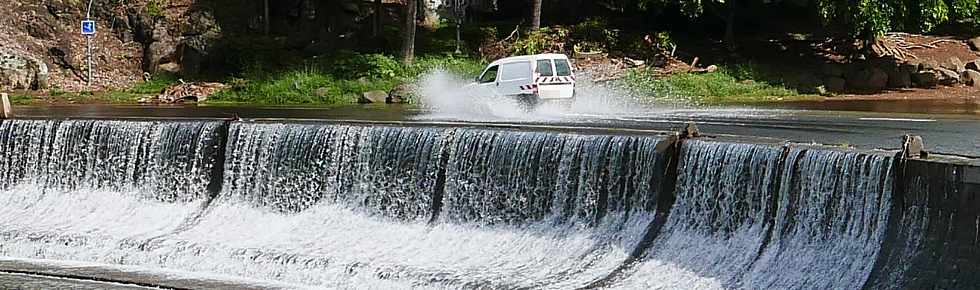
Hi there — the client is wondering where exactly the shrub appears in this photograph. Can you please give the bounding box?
[570,18,618,53]
[511,27,569,55]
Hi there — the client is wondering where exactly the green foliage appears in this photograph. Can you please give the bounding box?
[570,18,618,53]
[329,52,403,79]
[131,74,178,94]
[145,0,163,17]
[619,65,811,105]
[919,0,950,32]
[615,31,675,60]
[209,53,485,105]
[511,27,569,55]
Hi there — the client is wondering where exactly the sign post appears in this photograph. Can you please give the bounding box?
[81,19,96,86]
[1,93,11,119]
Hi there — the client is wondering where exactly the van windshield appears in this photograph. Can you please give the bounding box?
[479,65,498,83]
[536,60,554,76]
[555,59,572,76]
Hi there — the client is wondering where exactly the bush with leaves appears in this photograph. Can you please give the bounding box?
[510,27,570,55]
[570,18,618,53]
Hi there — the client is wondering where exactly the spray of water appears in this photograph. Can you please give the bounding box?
[412,70,663,122]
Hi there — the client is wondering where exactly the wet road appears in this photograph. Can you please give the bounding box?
[10,101,980,156]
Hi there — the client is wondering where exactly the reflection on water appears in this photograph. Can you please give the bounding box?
[773,99,980,115]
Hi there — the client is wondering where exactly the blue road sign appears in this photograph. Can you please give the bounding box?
[81,20,96,35]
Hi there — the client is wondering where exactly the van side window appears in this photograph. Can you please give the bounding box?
[536,60,554,76]
[555,59,572,76]
[500,62,531,81]
[479,65,498,83]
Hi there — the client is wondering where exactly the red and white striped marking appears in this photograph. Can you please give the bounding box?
[520,84,539,90]
[535,76,575,83]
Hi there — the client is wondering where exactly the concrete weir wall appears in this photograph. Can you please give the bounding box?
[0,117,978,288]
[869,157,980,289]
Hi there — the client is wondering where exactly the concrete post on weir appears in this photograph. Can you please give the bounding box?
[901,135,927,159]
[1,93,11,119]
[680,122,701,139]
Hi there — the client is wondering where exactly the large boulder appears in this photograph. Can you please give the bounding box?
[968,37,980,51]
[961,70,980,87]
[0,49,49,90]
[936,68,960,85]
[143,21,179,74]
[912,70,938,87]
[179,10,223,75]
[824,76,846,92]
[919,60,940,71]
[943,56,965,73]
[359,90,389,103]
[387,83,416,104]
[845,67,888,91]
[966,60,980,72]
[820,63,846,77]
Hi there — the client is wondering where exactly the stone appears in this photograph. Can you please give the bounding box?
[155,82,227,103]
[961,70,980,87]
[943,56,965,73]
[821,63,846,77]
[387,83,415,104]
[314,87,331,98]
[966,60,980,72]
[179,10,222,75]
[144,31,178,73]
[886,66,912,88]
[919,60,940,71]
[157,62,181,74]
[625,57,646,67]
[912,70,938,87]
[824,76,845,92]
[359,90,388,103]
[936,68,960,85]
[969,37,980,51]
[845,67,887,91]
[0,49,49,90]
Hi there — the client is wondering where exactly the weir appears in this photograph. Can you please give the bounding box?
[0,118,976,288]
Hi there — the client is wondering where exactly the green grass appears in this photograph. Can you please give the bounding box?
[9,75,180,105]
[209,54,485,105]
[620,63,821,105]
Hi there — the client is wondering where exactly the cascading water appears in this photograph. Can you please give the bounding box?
[0,119,224,260]
[0,118,968,289]
[612,142,895,289]
[141,123,671,288]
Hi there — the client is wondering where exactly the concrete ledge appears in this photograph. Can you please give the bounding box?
[0,257,307,290]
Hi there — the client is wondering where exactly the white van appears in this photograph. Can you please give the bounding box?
[469,53,576,106]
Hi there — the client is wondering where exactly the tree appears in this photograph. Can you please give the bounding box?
[636,0,747,51]
[531,0,542,30]
[373,0,383,37]
[402,0,418,64]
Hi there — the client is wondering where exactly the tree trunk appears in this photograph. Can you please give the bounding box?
[724,0,735,51]
[907,0,922,32]
[263,0,270,35]
[531,0,542,30]
[373,0,383,37]
[402,0,417,65]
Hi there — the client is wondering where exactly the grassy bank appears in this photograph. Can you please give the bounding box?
[209,53,484,105]
[618,64,820,105]
[9,75,178,105]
